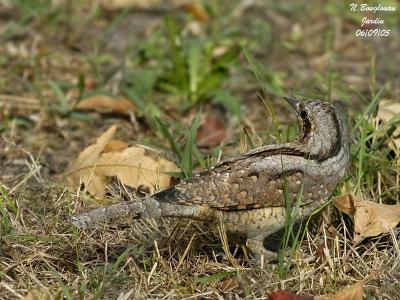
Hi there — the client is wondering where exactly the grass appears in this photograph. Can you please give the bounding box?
[1,0,400,299]
[0,186,15,236]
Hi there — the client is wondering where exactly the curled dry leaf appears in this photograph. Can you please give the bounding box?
[316,281,364,300]
[65,125,117,199]
[76,95,136,115]
[66,125,117,177]
[65,126,178,199]
[333,193,400,243]
[332,193,358,217]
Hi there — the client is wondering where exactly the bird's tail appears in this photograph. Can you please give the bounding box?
[71,198,161,229]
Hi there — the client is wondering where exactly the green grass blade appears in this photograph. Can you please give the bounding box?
[155,117,182,162]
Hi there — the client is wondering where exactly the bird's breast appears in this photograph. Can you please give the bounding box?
[219,207,287,238]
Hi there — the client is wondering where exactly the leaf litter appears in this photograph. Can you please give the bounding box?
[333,193,400,243]
[268,281,363,300]
[65,125,178,199]
[76,95,137,115]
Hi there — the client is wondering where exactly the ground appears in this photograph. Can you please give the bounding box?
[0,1,399,299]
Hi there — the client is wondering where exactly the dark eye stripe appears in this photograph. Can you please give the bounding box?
[300,106,312,140]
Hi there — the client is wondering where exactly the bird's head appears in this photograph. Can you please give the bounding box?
[284,97,349,161]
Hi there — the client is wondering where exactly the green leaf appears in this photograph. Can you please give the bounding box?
[188,43,201,101]
[48,80,69,113]
[181,112,201,177]
[197,71,225,101]
[123,86,145,112]
[165,171,187,179]
[69,112,95,122]
[165,16,186,89]
[156,117,182,161]
[113,246,143,270]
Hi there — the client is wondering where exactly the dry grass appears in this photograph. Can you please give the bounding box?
[1,132,399,299]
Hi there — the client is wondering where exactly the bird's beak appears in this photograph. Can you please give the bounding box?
[284,96,301,113]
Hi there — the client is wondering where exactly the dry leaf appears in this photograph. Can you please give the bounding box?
[332,193,360,217]
[269,291,314,300]
[93,146,178,196]
[66,125,117,180]
[182,3,209,23]
[196,111,228,147]
[317,281,364,300]
[76,95,136,115]
[353,201,400,242]
[23,292,36,300]
[103,139,129,153]
[333,194,400,242]
[314,242,326,264]
[65,125,117,198]
[65,126,178,199]
[377,99,400,151]
[22,290,50,300]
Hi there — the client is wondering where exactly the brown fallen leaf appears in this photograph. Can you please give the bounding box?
[84,78,97,90]
[332,193,359,217]
[65,126,178,199]
[65,126,117,198]
[103,139,129,153]
[182,3,209,23]
[333,193,400,243]
[93,146,178,196]
[76,95,136,115]
[66,125,117,179]
[22,290,51,300]
[317,281,364,300]
[196,111,228,147]
[314,242,326,265]
[268,291,314,300]
[23,292,36,300]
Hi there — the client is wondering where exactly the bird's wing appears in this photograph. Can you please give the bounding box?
[153,159,313,211]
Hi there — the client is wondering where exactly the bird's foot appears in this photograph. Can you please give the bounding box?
[245,238,279,266]
[245,238,314,267]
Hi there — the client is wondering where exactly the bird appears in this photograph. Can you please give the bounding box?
[71,97,350,261]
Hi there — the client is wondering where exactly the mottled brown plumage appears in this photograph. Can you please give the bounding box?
[71,97,350,261]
